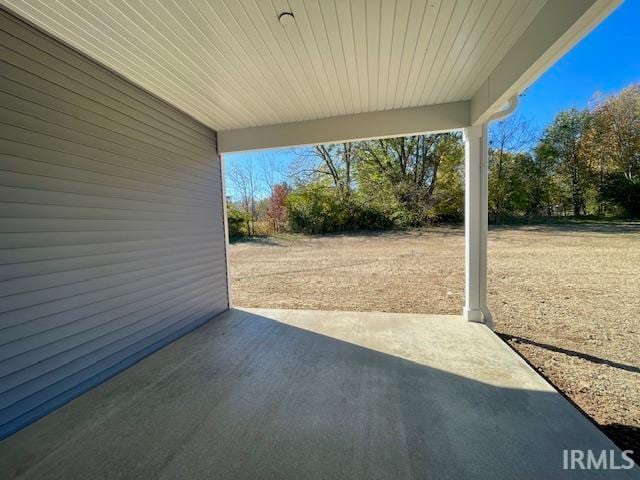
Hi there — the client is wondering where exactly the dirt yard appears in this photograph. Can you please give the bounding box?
[229,222,640,456]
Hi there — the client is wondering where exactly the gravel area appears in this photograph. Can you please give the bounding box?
[229,222,640,458]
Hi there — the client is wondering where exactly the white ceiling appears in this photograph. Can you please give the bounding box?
[3,0,547,132]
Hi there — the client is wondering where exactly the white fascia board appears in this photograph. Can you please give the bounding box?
[470,0,622,125]
[217,101,469,153]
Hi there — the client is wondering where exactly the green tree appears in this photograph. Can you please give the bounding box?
[587,84,640,216]
[488,115,537,220]
[590,85,640,181]
[537,109,593,216]
[359,133,462,226]
[518,152,556,216]
[428,140,464,221]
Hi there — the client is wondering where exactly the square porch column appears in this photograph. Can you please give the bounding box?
[463,125,492,327]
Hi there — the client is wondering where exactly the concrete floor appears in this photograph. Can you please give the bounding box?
[1,308,637,479]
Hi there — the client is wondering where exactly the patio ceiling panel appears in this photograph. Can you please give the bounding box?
[1,0,545,131]
[0,0,621,151]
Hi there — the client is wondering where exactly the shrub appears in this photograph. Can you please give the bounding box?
[286,182,398,233]
[226,202,250,238]
[287,184,350,233]
[601,173,640,217]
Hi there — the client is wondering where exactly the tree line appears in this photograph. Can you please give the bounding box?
[227,84,639,237]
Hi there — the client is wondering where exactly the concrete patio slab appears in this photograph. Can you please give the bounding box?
[1,308,637,479]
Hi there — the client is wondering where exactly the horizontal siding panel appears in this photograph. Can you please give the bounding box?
[0,20,211,142]
[0,238,220,280]
[0,281,221,382]
[0,113,215,189]
[0,264,219,346]
[0,107,216,182]
[0,203,213,222]
[0,261,219,331]
[0,175,218,212]
[0,278,225,384]
[0,128,215,192]
[0,308,217,439]
[0,304,221,427]
[0,233,216,263]
[0,90,216,172]
[3,288,226,390]
[0,229,214,249]
[0,173,218,209]
[0,245,221,301]
[0,53,208,148]
[0,217,218,233]
[0,10,228,438]
[0,63,214,158]
[1,298,226,415]
[0,151,217,201]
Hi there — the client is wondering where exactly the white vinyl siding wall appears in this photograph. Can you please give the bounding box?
[0,9,229,438]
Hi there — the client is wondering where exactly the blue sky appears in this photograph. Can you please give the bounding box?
[519,0,640,129]
[225,1,640,199]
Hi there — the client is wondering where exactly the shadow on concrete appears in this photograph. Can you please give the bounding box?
[1,309,637,479]
[498,333,640,374]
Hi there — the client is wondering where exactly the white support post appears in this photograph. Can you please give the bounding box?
[219,152,232,309]
[463,125,492,326]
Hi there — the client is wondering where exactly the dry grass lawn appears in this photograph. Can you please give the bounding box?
[229,221,640,455]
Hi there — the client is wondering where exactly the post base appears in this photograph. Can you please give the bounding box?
[463,307,483,323]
